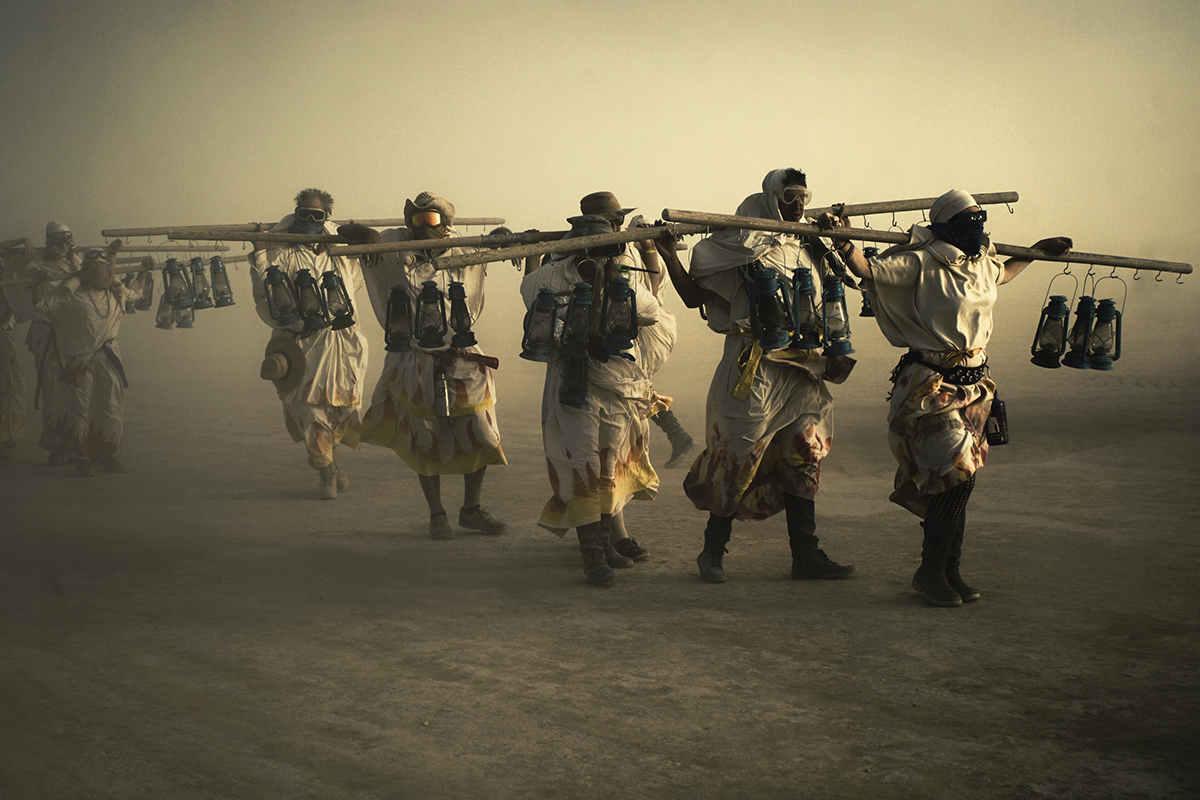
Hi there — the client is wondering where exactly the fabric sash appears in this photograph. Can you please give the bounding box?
[100,340,129,389]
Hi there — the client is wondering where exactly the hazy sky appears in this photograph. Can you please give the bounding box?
[2,0,1197,366]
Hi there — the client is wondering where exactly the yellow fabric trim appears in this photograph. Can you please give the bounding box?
[733,340,764,401]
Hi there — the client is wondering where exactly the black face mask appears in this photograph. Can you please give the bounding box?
[930,215,986,258]
[289,218,327,236]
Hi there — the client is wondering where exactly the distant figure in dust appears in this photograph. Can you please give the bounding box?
[342,192,508,539]
[1,223,83,466]
[250,188,368,500]
[32,244,147,476]
[826,189,1072,606]
[656,168,857,584]
[520,195,664,584]
[0,251,27,463]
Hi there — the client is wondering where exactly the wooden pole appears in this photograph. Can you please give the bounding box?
[804,191,1018,219]
[0,255,251,288]
[330,229,569,257]
[100,217,504,239]
[166,230,346,244]
[661,210,1193,275]
[1,243,232,254]
[430,224,712,271]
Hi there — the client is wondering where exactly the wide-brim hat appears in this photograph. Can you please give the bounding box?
[579,191,635,221]
[564,214,623,258]
[261,337,305,394]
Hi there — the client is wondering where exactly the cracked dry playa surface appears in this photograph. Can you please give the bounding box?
[1,324,1197,800]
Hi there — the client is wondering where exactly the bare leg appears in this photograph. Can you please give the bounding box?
[608,510,629,542]
[608,509,649,561]
[462,466,486,509]
[419,474,444,517]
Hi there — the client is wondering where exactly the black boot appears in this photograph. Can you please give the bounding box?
[577,524,615,584]
[652,408,696,468]
[786,495,855,579]
[696,514,732,582]
[946,513,980,602]
[912,518,962,607]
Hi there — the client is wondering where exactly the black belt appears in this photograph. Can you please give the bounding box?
[890,350,987,387]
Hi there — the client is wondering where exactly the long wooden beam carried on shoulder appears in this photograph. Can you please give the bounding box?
[430,224,712,271]
[804,191,1018,220]
[101,218,504,239]
[330,229,568,257]
[0,255,251,288]
[661,210,1193,275]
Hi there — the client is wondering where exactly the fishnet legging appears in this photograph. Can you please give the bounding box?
[925,475,975,522]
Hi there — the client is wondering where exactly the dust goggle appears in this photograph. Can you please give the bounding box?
[294,206,329,222]
[411,210,444,228]
[781,187,808,204]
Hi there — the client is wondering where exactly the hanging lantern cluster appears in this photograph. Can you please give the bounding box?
[383,280,477,353]
[1029,271,1124,371]
[152,255,237,331]
[743,259,792,352]
[256,265,354,335]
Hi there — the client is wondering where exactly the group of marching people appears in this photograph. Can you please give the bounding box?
[1,229,150,476]
[0,171,1073,607]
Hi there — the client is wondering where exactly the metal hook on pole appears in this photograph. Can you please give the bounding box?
[1006,202,1014,214]
[1176,273,1185,285]
[1155,271,1164,282]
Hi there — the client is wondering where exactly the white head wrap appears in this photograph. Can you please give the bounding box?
[761,168,812,209]
[46,221,71,235]
[930,190,978,224]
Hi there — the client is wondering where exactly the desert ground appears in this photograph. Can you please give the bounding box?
[2,267,1198,800]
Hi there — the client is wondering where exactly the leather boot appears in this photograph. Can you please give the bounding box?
[600,518,633,568]
[946,513,980,602]
[317,463,338,500]
[651,408,696,468]
[696,514,732,582]
[912,518,962,606]
[577,524,615,584]
[786,494,855,579]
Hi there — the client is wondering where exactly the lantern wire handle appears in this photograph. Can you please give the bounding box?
[1040,269,1078,310]
[1093,272,1128,315]
[1082,266,1098,297]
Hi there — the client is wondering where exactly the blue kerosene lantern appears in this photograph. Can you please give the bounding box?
[1030,295,1070,368]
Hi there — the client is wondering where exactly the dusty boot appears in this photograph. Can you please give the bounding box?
[74,458,95,478]
[612,538,649,561]
[430,512,455,540]
[333,462,349,491]
[47,452,68,467]
[101,457,126,474]
[696,514,732,582]
[317,463,338,500]
[912,518,962,607]
[946,513,980,602]
[652,408,696,468]
[600,518,633,568]
[787,495,855,579]
[577,523,615,584]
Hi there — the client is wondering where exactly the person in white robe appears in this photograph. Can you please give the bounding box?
[520,198,662,584]
[1,223,82,466]
[829,188,1072,606]
[347,192,507,539]
[656,168,857,584]
[0,274,25,462]
[32,244,144,476]
[249,188,368,500]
